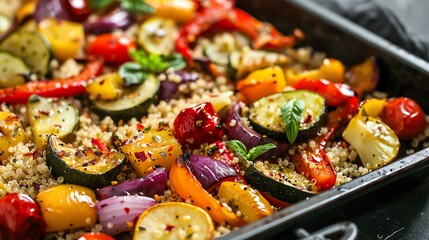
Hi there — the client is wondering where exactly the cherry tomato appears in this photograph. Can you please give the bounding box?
[87,34,136,64]
[173,102,222,148]
[0,193,46,240]
[381,97,427,140]
[78,232,115,240]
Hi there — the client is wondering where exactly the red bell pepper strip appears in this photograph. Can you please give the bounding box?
[176,6,302,63]
[291,79,359,190]
[0,56,104,104]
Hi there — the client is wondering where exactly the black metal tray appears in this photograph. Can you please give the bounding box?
[217,0,429,239]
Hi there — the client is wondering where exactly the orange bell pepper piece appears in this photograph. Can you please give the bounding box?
[169,155,245,227]
[236,65,286,104]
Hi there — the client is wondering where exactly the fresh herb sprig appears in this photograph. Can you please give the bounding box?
[89,0,154,15]
[227,140,276,162]
[119,49,186,86]
[281,99,305,144]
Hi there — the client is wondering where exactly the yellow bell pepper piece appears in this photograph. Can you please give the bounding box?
[36,184,97,232]
[145,0,197,22]
[0,111,26,161]
[286,58,345,85]
[120,125,183,176]
[86,72,124,101]
[38,18,84,61]
[218,181,273,223]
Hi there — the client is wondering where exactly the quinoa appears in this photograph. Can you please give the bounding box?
[1,10,429,240]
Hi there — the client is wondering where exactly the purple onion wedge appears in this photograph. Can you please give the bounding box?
[96,195,156,236]
[185,154,238,190]
[224,103,289,161]
[96,167,168,200]
[34,0,71,22]
[84,10,134,35]
[160,70,200,102]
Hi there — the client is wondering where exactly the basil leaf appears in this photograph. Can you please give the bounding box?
[247,143,276,162]
[281,99,305,144]
[161,53,187,70]
[227,140,248,160]
[121,0,154,14]
[147,53,169,72]
[119,62,148,87]
[89,0,115,10]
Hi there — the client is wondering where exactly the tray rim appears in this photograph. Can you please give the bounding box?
[218,0,429,239]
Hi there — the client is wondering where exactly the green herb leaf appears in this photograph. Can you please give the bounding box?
[226,140,248,160]
[119,62,148,87]
[281,99,305,144]
[129,49,186,73]
[88,0,115,10]
[161,53,187,70]
[247,143,276,161]
[121,0,155,14]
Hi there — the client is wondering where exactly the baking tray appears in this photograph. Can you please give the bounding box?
[217,0,429,239]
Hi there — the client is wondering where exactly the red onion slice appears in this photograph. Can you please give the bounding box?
[96,167,168,200]
[224,103,289,161]
[183,153,238,190]
[84,10,134,35]
[96,195,156,236]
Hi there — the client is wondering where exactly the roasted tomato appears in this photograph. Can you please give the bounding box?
[78,232,115,240]
[173,102,222,148]
[87,34,136,64]
[381,97,427,140]
[0,193,46,240]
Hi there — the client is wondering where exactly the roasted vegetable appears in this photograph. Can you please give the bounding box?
[249,90,327,143]
[120,124,182,176]
[0,193,46,240]
[0,51,29,88]
[218,181,273,223]
[0,111,26,161]
[37,18,84,61]
[91,74,160,122]
[169,154,245,227]
[0,30,51,76]
[36,184,97,232]
[343,98,400,170]
[46,135,126,189]
[28,95,79,149]
[236,66,287,104]
[245,164,316,204]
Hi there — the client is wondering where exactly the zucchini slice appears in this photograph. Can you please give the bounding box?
[249,90,327,143]
[0,30,51,76]
[245,163,317,203]
[0,51,30,88]
[46,135,126,189]
[28,94,79,149]
[91,74,160,122]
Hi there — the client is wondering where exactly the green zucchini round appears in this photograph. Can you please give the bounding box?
[245,164,317,203]
[249,90,327,143]
[0,30,52,76]
[46,135,126,189]
[90,74,160,122]
[0,51,30,88]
